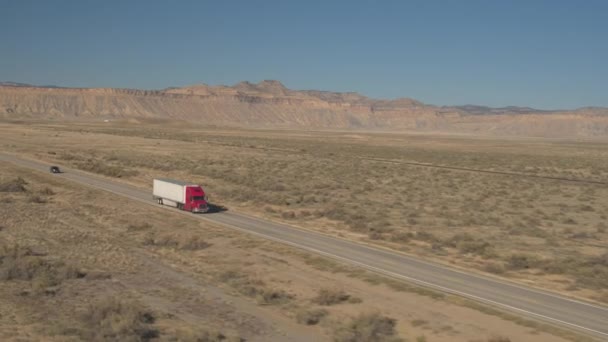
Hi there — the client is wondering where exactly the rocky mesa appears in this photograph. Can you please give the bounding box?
[1,80,607,137]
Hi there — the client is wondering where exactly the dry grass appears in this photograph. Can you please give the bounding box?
[0,177,27,192]
[410,319,428,327]
[70,157,139,178]
[0,243,85,294]
[165,327,241,342]
[312,288,355,305]
[332,312,402,342]
[49,124,605,300]
[78,298,158,341]
[0,122,597,342]
[127,222,153,231]
[217,269,293,305]
[296,308,329,325]
[486,337,512,342]
[143,231,211,251]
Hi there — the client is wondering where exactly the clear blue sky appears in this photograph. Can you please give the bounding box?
[1,0,607,109]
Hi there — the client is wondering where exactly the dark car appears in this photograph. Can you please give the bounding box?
[49,166,61,173]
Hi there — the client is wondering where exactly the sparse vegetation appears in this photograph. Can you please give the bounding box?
[218,269,293,305]
[487,336,511,342]
[28,194,47,203]
[143,232,211,250]
[296,308,328,325]
[41,186,55,195]
[313,288,352,305]
[0,121,603,342]
[0,177,27,192]
[34,124,608,298]
[166,328,241,342]
[0,243,85,294]
[483,262,505,275]
[78,298,157,341]
[411,319,428,327]
[75,160,139,178]
[128,222,153,231]
[333,312,402,342]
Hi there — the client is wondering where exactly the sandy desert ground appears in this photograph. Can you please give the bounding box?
[1,119,606,341]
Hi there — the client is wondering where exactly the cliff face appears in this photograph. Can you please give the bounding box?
[1,80,607,137]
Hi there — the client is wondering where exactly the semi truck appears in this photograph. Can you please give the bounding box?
[153,178,209,213]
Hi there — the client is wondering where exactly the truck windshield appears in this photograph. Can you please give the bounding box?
[192,196,205,201]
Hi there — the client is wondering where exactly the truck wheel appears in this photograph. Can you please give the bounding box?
[158,198,163,205]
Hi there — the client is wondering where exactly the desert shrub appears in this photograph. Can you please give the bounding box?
[324,207,350,221]
[507,225,548,238]
[571,231,594,239]
[218,270,245,283]
[456,239,494,258]
[484,262,505,274]
[77,161,139,178]
[84,271,113,280]
[218,270,293,305]
[506,254,540,270]
[79,298,157,341]
[347,219,368,233]
[0,177,27,192]
[179,236,212,251]
[0,244,85,293]
[410,319,428,327]
[313,288,351,305]
[390,231,412,243]
[562,217,577,225]
[41,187,55,196]
[127,222,152,231]
[143,233,210,251]
[29,195,47,203]
[414,231,439,243]
[264,206,277,214]
[487,336,511,342]
[257,288,293,305]
[59,153,79,161]
[333,312,402,342]
[167,327,240,342]
[368,231,383,240]
[570,253,608,289]
[267,182,287,192]
[281,211,296,219]
[299,209,312,217]
[511,253,608,289]
[296,308,328,325]
[143,233,178,248]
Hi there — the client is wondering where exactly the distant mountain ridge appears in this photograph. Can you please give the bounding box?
[1,80,608,137]
[0,81,63,88]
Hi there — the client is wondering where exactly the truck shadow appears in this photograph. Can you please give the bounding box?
[206,203,228,214]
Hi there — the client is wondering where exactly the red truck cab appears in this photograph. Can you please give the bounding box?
[184,185,208,213]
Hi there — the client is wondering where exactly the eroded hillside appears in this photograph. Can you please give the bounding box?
[1,80,607,137]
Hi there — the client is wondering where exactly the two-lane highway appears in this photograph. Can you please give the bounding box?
[2,153,607,340]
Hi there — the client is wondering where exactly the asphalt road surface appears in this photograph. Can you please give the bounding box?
[2,153,607,340]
